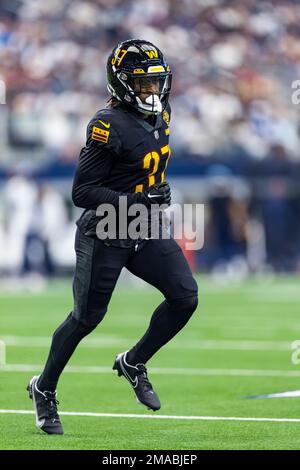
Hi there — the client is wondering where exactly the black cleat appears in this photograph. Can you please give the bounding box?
[27,376,63,435]
[113,351,161,411]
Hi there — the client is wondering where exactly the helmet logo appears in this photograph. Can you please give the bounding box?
[140,43,159,59]
[145,50,158,59]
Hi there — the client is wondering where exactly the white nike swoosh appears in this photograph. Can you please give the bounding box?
[119,360,138,388]
[30,376,46,429]
[132,377,138,388]
[126,371,138,388]
[37,418,46,428]
[148,194,161,198]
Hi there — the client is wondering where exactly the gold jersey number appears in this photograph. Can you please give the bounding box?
[135,145,171,193]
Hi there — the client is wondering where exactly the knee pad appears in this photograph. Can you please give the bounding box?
[170,294,198,316]
[69,313,96,336]
[71,306,107,330]
[184,294,198,314]
[167,273,198,304]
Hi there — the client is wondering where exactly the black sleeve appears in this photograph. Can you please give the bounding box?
[167,102,171,121]
[72,116,136,210]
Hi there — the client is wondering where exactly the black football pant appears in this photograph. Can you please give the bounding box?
[38,228,198,392]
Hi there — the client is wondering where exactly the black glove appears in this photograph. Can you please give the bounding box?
[138,181,171,207]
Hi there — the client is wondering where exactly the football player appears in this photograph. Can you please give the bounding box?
[27,39,198,435]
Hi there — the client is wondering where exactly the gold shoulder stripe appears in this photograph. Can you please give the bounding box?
[160,144,169,155]
[92,126,110,143]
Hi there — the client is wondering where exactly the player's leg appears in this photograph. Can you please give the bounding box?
[113,236,198,410]
[28,229,130,433]
[126,237,198,364]
[38,229,129,391]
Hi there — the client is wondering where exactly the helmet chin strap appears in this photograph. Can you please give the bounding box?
[136,94,162,115]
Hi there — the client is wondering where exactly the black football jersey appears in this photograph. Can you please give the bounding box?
[73,103,171,246]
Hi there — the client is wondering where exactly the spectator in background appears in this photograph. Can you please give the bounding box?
[1,0,300,168]
[203,165,249,271]
[2,175,69,276]
[255,145,299,271]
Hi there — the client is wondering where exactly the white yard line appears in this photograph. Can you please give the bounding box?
[0,335,293,351]
[2,363,300,377]
[1,409,300,423]
[0,335,121,348]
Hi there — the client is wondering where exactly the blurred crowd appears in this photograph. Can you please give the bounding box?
[0,0,300,275]
[1,0,300,165]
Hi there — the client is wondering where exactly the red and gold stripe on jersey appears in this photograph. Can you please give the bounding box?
[91,125,110,143]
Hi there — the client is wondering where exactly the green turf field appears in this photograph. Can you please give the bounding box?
[1,275,300,450]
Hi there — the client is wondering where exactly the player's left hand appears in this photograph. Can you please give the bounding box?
[144,181,171,207]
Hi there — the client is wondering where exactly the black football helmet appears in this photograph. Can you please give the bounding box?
[107,39,172,116]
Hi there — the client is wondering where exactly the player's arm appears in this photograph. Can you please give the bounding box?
[72,118,134,209]
[72,146,125,210]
